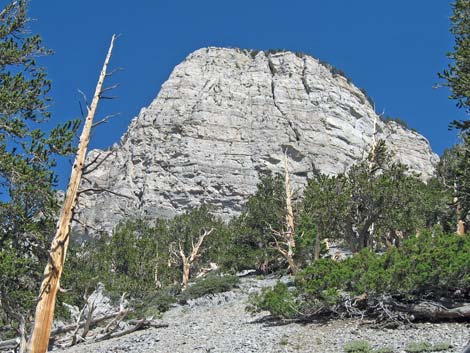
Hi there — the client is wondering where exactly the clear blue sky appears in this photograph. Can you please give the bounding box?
[29,0,461,189]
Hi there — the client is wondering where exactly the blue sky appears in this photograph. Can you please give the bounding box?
[29,0,460,189]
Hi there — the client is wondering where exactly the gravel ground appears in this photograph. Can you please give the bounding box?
[56,276,470,353]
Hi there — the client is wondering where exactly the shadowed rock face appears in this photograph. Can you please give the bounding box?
[74,47,439,237]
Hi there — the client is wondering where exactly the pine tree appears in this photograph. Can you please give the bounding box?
[439,0,470,131]
[439,0,470,234]
[0,0,78,338]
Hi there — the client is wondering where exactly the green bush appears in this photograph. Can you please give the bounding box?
[227,173,287,272]
[63,206,234,311]
[135,286,180,317]
[405,342,433,353]
[344,340,373,353]
[249,282,299,319]
[179,274,240,303]
[404,341,451,353]
[252,229,470,319]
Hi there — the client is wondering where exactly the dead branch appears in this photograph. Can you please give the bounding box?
[105,67,124,77]
[100,83,120,94]
[170,228,214,289]
[92,113,120,128]
[0,338,17,350]
[94,319,168,342]
[82,150,115,176]
[393,300,470,321]
[71,217,100,232]
[81,299,96,340]
[70,304,86,346]
[101,293,128,335]
[270,153,297,273]
[195,262,219,278]
[53,312,121,336]
[77,89,90,112]
[77,187,133,200]
[28,35,118,353]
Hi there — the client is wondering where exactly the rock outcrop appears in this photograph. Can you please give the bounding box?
[74,47,438,236]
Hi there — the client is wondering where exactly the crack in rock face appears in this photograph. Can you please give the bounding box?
[73,47,439,238]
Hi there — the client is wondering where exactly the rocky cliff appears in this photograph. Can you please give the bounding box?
[74,47,439,236]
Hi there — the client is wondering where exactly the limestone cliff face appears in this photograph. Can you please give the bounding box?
[74,47,438,236]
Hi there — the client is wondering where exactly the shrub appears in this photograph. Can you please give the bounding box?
[405,342,433,353]
[249,282,299,319]
[380,115,413,130]
[228,173,287,272]
[63,206,233,311]
[178,274,240,303]
[429,342,452,352]
[359,87,375,108]
[252,229,470,319]
[134,285,180,317]
[344,340,373,353]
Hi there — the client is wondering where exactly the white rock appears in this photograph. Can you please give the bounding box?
[74,48,438,237]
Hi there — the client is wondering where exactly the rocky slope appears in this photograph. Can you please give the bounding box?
[56,276,469,353]
[74,47,439,236]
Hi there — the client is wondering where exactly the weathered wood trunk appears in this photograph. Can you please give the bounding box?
[283,155,297,273]
[182,261,191,289]
[28,35,116,353]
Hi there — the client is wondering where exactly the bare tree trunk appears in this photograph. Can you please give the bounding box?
[313,232,321,261]
[182,261,191,289]
[283,154,297,273]
[272,155,297,273]
[454,181,465,236]
[28,35,116,353]
[457,202,465,236]
[170,228,214,290]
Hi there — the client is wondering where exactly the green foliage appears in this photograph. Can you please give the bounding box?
[380,115,411,130]
[249,282,299,319]
[359,88,375,108]
[299,171,348,260]
[404,341,451,353]
[249,49,260,58]
[437,140,470,230]
[317,60,353,83]
[405,342,432,353]
[439,0,470,131]
[253,230,470,319]
[64,207,235,310]
[344,340,373,353]
[178,274,240,303]
[0,0,79,334]
[429,342,452,352]
[300,229,470,302]
[229,173,286,272]
[301,142,434,252]
[279,335,289,345]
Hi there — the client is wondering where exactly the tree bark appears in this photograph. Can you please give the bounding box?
[283,154,297,273]
[313,231,321,261]
[28,35,116,353]
[394,301,470,321]
[171,228,213,289]
[455,182,465,236]
[457,202,465,236]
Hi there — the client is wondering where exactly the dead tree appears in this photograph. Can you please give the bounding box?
[169,228,214,289]
[455,182,466,236]
[272,154,297,274]
[28,35,118,353]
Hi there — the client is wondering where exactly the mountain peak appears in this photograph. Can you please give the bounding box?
[74,47,438,237]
